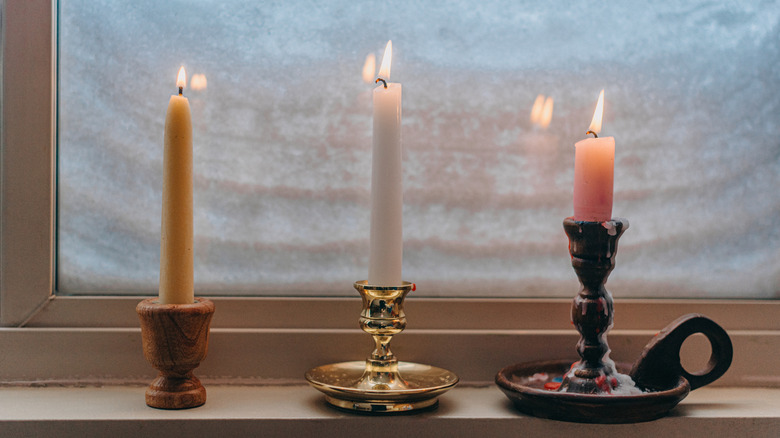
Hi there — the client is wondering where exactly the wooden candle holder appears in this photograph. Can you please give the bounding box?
[137,297,215,409]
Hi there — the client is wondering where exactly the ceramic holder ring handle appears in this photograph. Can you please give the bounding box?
[630,313,734,391]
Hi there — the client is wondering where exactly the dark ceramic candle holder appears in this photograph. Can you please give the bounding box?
[495,217,733,423]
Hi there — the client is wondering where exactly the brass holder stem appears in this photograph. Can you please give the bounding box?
[305,281,458,413]
[560,217,627,394]
[136,298,215,409]
[355,281,411,391]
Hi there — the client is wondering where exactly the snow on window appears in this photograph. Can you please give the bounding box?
[58,1,780,297]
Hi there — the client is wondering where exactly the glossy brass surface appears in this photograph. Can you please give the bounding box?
[306,361,458,412]
[305,281,459,413]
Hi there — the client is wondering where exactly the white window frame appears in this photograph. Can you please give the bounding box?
[1,0,778,386]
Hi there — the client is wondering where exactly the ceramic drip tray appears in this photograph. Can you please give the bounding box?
[496,359,691,424]
[496,314,733,424]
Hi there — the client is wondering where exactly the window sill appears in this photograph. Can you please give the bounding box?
[0,385,778,437]
[2,325,778,387]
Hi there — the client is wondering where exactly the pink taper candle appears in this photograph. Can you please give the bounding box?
[573,90,614,222]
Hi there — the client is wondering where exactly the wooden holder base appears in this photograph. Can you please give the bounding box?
[137,297,215,409]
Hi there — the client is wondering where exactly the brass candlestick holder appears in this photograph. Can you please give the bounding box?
[306,281,459,413]
[137,297,215,409]
[496,217,733,423]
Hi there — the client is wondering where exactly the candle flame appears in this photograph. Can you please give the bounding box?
[530,94,544,124]
[540,96,554,129]
[362,53,376,84]
[378,40,392,80]
[190,73,207,91]
[588,89,605,134]
[176,66,187,90]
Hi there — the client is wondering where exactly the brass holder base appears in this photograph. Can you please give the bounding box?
[495,218,733,423]
[137,297,215,410]
[305,281,459,413]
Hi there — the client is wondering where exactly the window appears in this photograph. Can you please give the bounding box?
[57,0,780,298]
[1,0,777,390]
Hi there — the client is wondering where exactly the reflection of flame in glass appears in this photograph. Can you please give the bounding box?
[588,89,605,134]
[378,40,392,79]
[191,74,207,91]
[539,96,554,129]
[362,53,376,84]
[176,66,186,89]
[530,94,544,124]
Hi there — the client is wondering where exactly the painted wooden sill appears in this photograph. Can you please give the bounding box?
[0,385,778,438]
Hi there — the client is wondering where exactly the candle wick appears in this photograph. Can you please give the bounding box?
[586,130,599,138]
[375,78,388,89]
[178,87,183,96]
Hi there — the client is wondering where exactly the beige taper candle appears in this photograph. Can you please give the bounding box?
[159,66,194,304]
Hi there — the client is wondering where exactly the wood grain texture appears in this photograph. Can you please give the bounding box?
[137,298,214,409]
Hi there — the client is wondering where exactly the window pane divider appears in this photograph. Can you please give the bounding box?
[1,0,56,327]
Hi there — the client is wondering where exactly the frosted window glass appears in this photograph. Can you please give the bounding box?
[58,0,780,297]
